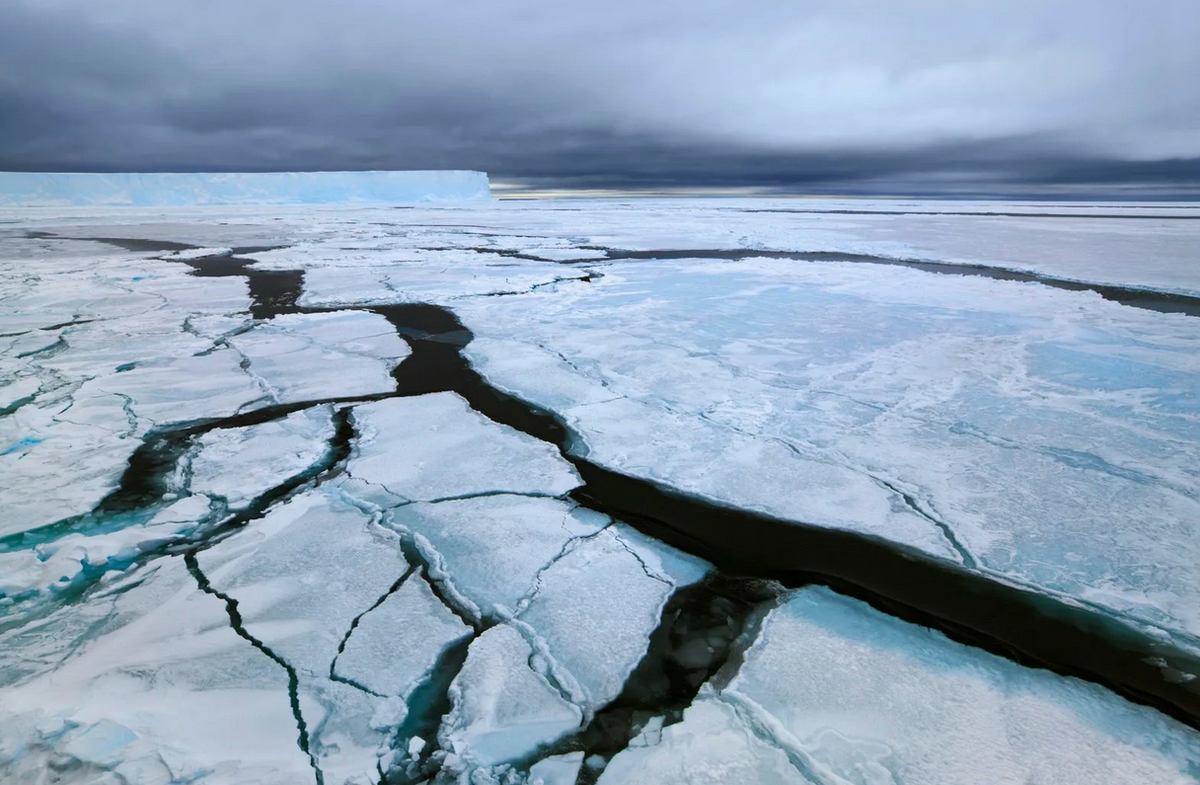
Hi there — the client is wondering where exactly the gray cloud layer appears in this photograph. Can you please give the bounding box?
[2,1,1198,193]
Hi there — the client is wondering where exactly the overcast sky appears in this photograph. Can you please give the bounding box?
[2,1,1197,193]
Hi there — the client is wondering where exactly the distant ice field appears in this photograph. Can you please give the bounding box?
[1,197,1198,784]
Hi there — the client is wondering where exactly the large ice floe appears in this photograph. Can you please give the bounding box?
[1,198,1199,783]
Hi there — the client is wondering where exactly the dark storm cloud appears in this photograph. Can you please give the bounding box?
[1,0,1198,193]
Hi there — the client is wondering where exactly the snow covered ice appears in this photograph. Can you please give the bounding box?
[1,197,1199,783]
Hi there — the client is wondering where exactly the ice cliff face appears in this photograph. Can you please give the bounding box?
[0,171,491,206]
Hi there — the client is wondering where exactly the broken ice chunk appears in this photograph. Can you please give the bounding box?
[597,699,816,785]
[724,587,1200,785]
[346,392,580,502]
[197,489,407,675]
[518,529,677,714]
[390,496,607,619]
[335,573,472,698]
[229,310,409,404]
[304,677,404,785]
[529,752,586,785]
[188,405,336,510]
[440,624,581,768]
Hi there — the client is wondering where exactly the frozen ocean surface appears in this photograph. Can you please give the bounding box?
[1,198,1198,783]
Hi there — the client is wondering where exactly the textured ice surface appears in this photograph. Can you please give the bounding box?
[335,574,471,697]
[4,200,1200,784]
[719,588,1200,785]
[0,261,258,536]
[345,393,581,502]
[517,527,682,714]
[0,495,211,610]
[597,699,816,785]
[0,171,491,206]
[459,254,1200,643]
[440,624,582,768]
[390,496,608,619]
[0,555,314,784]
[528,752,586,785]
[188,406,337,511]
[229,311,409,404]
[197,490,406,676]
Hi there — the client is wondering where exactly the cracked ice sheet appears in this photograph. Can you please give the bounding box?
[195,488,469,783]
[0,264,259,537]
[390,496,609,620]
[0,495,212,613]
[0,554,313,784]
[717,587,1200,785]
[228,310,409,404]
[188,406,337,511]
[343,392,580,505]
[440,624,582,771]
[517,525,708,716]
[292,255,593,308]
[410,505,707,774]
[458,255,1200,643]
[597,699,816,785]
[196,488,407,681]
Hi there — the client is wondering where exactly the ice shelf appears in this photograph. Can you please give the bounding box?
[0,171,491,206]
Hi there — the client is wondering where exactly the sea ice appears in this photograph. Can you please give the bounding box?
[0,555,314,784]
[228,311,409,404]
[344,393,580,503]
[188,406,337,511]
[439,624,582,768]
[389,496,608,620]
[597,699,815,785]
[517,527,682,714]
[721,587,1200,785]
[334,574,472,698]
[458,253,1200,643]
[196,490,407,676]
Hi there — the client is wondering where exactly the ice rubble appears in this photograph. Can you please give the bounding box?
[0,171,491,207]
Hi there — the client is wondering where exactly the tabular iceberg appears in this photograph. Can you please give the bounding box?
[0,170,491,206]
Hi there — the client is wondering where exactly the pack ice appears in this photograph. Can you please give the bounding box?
[1,199,1199,784]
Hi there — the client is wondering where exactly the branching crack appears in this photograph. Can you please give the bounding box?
[185,551,325,785]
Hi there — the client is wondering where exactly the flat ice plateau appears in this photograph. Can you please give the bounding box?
[1,198,1199,784]
[0,171,491,207]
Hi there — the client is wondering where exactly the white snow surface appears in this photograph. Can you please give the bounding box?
[189,406,337,510]
[597,699,816,785]
[0,554,314,784]
[229,311,409,404]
